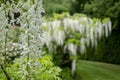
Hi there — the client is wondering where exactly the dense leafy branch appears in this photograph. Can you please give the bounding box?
[0,63,11,80]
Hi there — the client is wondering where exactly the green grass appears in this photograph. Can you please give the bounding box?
[76,60,120,80]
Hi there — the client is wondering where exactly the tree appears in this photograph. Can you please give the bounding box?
[83,0,120,29]
[43,0,73,16]
[0,0,62,79]
[42,13,112,76]
[82,0,120,63]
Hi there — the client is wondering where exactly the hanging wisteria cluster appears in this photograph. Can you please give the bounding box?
[42,13,112,75]
[0,0,46,79]
[0,0,44,57]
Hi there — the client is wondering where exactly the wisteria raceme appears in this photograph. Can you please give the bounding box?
[42,17,112,53]
[67,43,77,55]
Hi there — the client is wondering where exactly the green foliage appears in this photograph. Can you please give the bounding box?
[83,0,120,29]
[44,12,70,21]
[43,0,73,16]
[53,12,70,20]
[102,18,111,23]
[61,68,74,80]
[0,55,62,80]
[0,69,6,80]
[94,31,120,64]
[67,38,79,45]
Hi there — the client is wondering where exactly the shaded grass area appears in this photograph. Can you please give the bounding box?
[76,60,120,80]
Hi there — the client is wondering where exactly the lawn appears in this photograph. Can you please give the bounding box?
[76,60,120,80]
